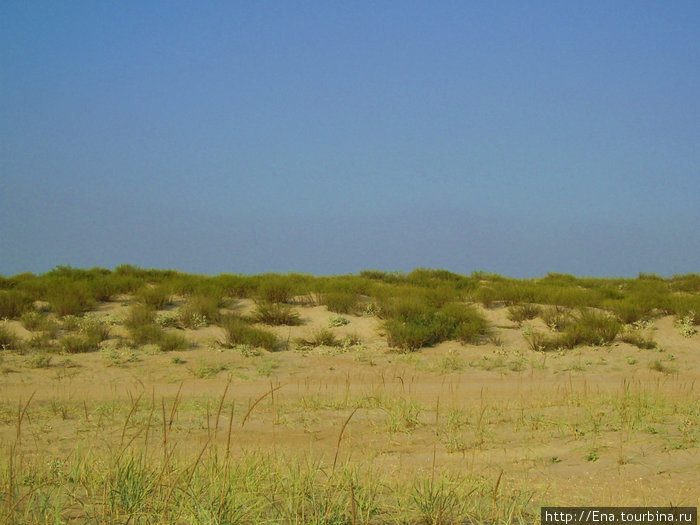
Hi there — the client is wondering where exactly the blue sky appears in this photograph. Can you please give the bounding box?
[1,1,698,278]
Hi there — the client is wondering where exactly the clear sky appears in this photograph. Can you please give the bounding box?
[1,1,698,278]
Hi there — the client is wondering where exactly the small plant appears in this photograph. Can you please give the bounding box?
[675,312,697,338]
[236,344,261,357]
[156,313,179,327]
[26,353,52,368]
[328,314,350,327]
[309,329,341,347]
[192,361,227,378]
[648,360,677,374]
[620,326,656,349]
[440,349,465,373]
[585,450,599,462]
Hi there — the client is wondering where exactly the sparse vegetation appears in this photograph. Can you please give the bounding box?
[220,315,278,351]
[0,265,698,522]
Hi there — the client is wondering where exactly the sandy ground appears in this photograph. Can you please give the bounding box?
[0,298,698,510]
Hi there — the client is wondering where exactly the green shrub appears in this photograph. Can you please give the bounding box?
[0,324,20,350]
[522,327,556,352]
[60,334,100,353]
[507,304,541,325]
[538,307,572,331]
[159,332,189,352]
[309,329,341,347]
[124,305,157,330]
[129,324,164,346]
[78,316,111,343]
[0,291,34,318]
[26,353,53,368]
[26,332,56,352]
[383,319,434,352]
[20,311,59,336]
[555,310,621,348]
[383,302,488,351]
[47,282,95,317]
[606,298,653,324]
[220,315,277,352]
[251,302,302,326]
[136,285,172,309]
[620,329,656,349]
[322,292,359,314]
[258,277,293,304]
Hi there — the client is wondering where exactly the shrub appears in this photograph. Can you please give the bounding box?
[124,305,157,330]
[0,291,34,319]
[507,304,541,325]
[26,332,56,352]
[136,285,172,309]
[78,316,111,343]
[308,329,341,347]
[60,334,100,353]
[606,298,652,324]
[0,325,20,350]
[180,294,221,325]
[258,278,293,304]
[220,315,277,352]
[21,311,59,336]
[47,282,95,317]
[323,292,359,314]
[522,326,557,352]
[555,310,621,348]
[159,332,189,352]
[251,303,302,326]
[382,301,489,351]
[383,319,435,352]
[539,307,572,331]
[620,328,656,349]
[129,324,164,346]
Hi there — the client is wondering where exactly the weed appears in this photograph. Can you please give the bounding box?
[255,357,279,376]
[620,326,656,349]
[192,361,227,378]
[0,290,34,318]
[328,314,350,327]
[26,353,52,368]
[258,277,293,303]
[220,315,277,352]
[60,334,100,354]
[251,302,302,326]
[675,312,697,337]
[159,332,189,352]
[440,349,466,373]
[136,285,172,308]
[648,360,677,374]
[412,475,463,525]
[178,294,221,327]
[301,328,341,348]
[507,304,541,325]
[323,292,359,314]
